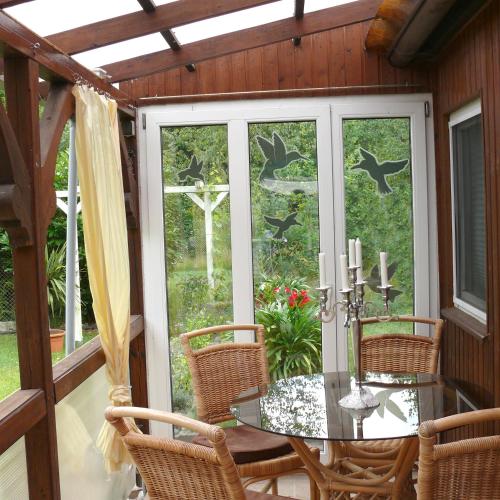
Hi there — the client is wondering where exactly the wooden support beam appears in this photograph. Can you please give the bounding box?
[0,0,34,6]
[48,0,279,55]
[39,83,74,227]
[103,0,380,82]
[4,55,60,500]
[0,389,46,455]
[295,0,305,19]
[118,120,139,229]
[0,99,33,246]
[0,11,134,114]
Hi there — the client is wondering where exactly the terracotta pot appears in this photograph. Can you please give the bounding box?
[49,329,65,353]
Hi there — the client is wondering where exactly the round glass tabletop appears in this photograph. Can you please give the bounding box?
[230,372,469,441]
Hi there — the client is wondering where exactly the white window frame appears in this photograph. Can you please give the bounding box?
[138,94,439,435]
[449,98,487,324]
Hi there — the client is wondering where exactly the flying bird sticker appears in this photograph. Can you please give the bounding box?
[264,212,301,240]
[352,148,409,195]
[178,155,205,183]
[256,132,306,181]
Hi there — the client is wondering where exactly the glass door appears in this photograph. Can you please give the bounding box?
[140,97,436,436]
[332,101,433,371]
[142,106,335,436]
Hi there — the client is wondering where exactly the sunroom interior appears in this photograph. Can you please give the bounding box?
[0,0,499,499]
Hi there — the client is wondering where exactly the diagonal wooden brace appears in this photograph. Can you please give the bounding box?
[0,101,33,247]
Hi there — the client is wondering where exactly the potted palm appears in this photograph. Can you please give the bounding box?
[46,244,66,352]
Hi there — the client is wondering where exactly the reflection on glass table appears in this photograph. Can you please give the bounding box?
[231,372,477,499]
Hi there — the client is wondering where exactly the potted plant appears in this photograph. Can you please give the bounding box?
[46,244,66,352]
[255,277,321,381]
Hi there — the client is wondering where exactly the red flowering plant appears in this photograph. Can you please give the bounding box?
[255,276,321,380]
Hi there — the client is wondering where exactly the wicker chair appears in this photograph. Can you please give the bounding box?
[417,408,500,499]
[337,315,444,460]
[105,406,295,500]
[181,324,320,499]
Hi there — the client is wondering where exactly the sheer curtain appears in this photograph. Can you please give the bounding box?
[72,85,139,472]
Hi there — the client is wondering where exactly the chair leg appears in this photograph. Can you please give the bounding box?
[309,475,320,500]
[271,478,278,494]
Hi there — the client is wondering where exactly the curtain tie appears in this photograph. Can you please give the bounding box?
[109,384,132,405]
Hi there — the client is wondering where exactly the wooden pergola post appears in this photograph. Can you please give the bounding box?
[4,55,61,499]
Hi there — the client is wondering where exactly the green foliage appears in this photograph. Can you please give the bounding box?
[256,277,321,381]
[45,244,66,323]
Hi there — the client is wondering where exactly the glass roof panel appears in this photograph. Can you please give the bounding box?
[5,0,142,35]
[174,0,357,44]
[5,0,359,71]
[72,33,168,70]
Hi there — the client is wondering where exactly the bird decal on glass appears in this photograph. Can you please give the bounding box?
[264,212,301,240]
[257,132,306,181]
[352,148,408,195]
[178,155,205,183]
[366,262,402,302]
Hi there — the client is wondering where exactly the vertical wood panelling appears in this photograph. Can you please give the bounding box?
[122,24,430,99]
[432,2,500,423]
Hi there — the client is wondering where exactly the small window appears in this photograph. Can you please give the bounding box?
[449,100,486,322]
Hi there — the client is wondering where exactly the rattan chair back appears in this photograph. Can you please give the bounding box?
[181,324,270,424]
[417,408,500,499]
[105,406,247,500]
[360,315,444,374]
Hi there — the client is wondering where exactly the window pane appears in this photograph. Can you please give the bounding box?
[453,114,486,312]
[162,125,234,438]
[344,118,414,338]
[0,437,28,499]
[249,121,322,380]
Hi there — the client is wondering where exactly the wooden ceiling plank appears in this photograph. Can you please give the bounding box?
[104,0,380,82]
[0,11,135,113]
[48,0,279,55]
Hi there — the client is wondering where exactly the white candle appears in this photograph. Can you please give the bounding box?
[380,252,389,287]
[340,254,349,290]
[355,238,363,283]
[319,252,326,288]
[348,239,356,267]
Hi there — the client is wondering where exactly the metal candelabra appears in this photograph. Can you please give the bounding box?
[317,265,393,410]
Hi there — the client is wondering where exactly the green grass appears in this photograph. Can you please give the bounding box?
[0,330,98,401]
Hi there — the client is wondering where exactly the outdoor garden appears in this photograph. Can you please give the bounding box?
[0,87,97,401]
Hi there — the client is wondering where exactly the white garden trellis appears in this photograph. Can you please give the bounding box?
[164,181,229,288]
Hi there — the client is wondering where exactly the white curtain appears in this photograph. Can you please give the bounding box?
[72,85,139,472]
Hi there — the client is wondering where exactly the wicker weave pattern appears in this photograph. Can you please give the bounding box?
[418,409,500,500]
[193,344,268,424]
[361,334,435,373]
[105,406,248,500]
[126,442,232,500]
[181,324,320,499]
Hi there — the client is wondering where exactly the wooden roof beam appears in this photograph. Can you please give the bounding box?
[135,0,194,72]
[0,11,135,114]
[103,0,380,83]
[0,0,34,6]
[293,0,305,45]
[48,0,280,55]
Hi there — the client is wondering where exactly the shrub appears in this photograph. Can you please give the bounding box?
[256,278,321,381]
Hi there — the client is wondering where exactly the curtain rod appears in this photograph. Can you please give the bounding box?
[138,83,426,102]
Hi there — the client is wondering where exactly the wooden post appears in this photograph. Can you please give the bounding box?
[4,55,61,499]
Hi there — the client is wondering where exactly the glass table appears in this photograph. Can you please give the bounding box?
[231,372,474,499]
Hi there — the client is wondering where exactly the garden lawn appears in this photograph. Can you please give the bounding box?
[0,330,98,401]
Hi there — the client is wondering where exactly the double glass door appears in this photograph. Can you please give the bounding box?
[141,98,434,437]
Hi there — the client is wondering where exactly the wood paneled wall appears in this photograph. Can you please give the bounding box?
[431,1,500,417]
[120,21,430,100]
